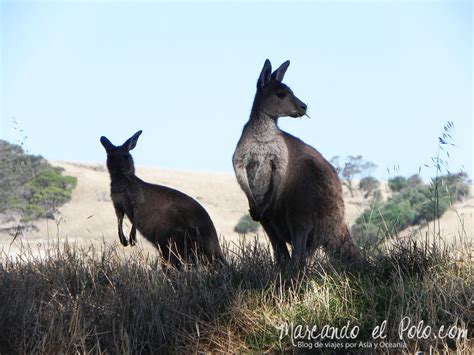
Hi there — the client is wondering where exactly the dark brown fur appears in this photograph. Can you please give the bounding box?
[233,59,361,269]
[101,131,225,268]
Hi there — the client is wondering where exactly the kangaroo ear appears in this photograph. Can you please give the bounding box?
[100,136,115,152]
[122,130,143,151]
[271,60,290,82]
[257,59,272,89]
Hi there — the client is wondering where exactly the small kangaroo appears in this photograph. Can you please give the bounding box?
[100,130,225,267]
[233,59,361,269]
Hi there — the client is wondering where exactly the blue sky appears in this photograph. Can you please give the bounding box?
[1,0,472,181]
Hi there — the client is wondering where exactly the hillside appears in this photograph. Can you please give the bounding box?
[0,161,472,259]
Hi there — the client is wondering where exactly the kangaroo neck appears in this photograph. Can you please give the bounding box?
[248,107,281,137]
[110,172,137,192]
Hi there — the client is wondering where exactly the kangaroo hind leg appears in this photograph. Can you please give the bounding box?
[288,222,312,271]
[261,219,290,265]
[325,224,362,264]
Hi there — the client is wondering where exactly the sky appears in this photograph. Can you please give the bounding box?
[1,0,472,181]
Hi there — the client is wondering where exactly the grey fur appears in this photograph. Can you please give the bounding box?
[233,59,361,269]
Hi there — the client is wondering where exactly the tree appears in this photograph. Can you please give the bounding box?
[388,176,408,192]
[359,176,381,202]
[342,155,363,197]
[360,161,377,177]
[333,155,377,197]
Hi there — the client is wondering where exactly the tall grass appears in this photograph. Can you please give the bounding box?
[1,122,471,353]
[0,234,471,353]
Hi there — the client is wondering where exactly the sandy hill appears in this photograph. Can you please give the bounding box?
[1,161,472,259]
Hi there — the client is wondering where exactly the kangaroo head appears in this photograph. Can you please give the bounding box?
[254,59,307,119]
[100,130,142,176]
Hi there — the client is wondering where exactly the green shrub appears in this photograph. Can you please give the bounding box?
[434,172,470,203]
[0,141,49,212]
[388,176,408,192]
[355,198,416,237]
[234,213,260,234]
[353,171,470,241]
[23,204,47,221]
[28,170,77,206]
[351,222,380,246]
[407,174,423,188]
[401,185,450,224]
[0,140,77,221]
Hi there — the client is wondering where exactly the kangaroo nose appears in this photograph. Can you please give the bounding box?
[300,103,307,111]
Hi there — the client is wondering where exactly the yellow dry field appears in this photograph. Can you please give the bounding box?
[1,161,472,260]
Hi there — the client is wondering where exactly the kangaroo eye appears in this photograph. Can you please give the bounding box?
[276,92,287,99]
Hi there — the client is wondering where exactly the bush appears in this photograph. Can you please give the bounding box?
[0,141,49,212]
[407,174,423,188]
[28,170,77,207]
[351,222,380,246]
[234,213,260,234]
[0,140,77,221]
[388,176,408,192]
[401,185,450,224]
[434,172,470,203]
[353,171,470,240]
[355,198,416,237]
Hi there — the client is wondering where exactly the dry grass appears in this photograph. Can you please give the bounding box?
[0,234,472,354]
[0,161,472,353]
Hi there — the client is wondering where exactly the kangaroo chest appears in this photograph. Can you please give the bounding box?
[111,180,145,217]
[233,128,289,206]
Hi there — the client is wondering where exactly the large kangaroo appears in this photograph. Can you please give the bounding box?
[233,59,361,268]
[100,130,225,267]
